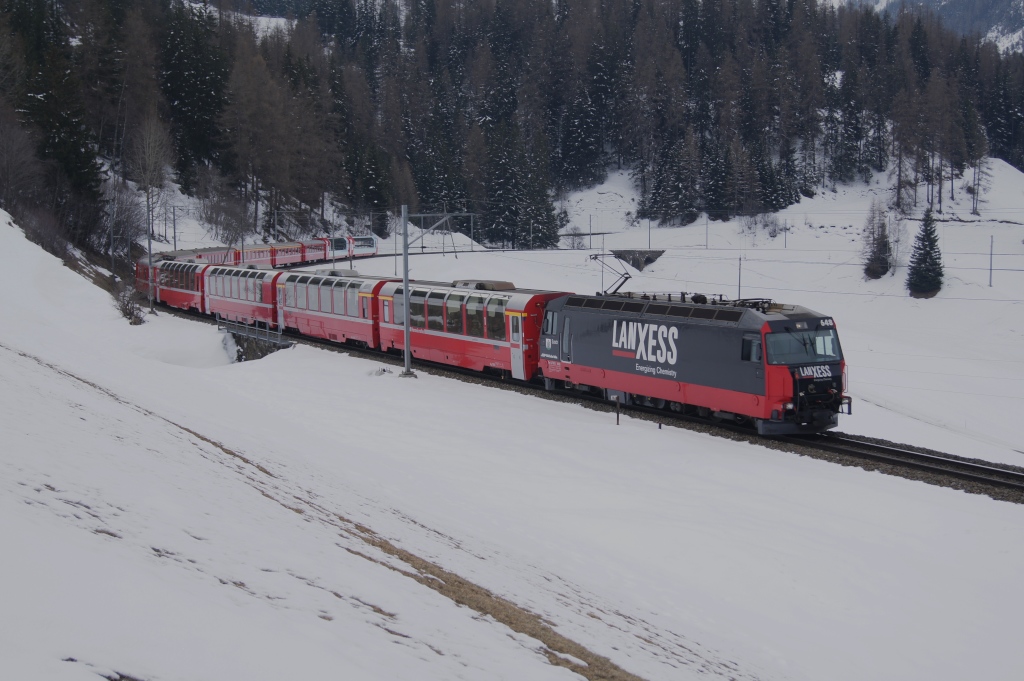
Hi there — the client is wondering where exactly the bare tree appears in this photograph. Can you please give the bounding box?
[102,181,146,272]
[862,199,892,279]
[198,187,250,248]
[564,225,586,249]
[127,112,173,310]
[113,279,145,325]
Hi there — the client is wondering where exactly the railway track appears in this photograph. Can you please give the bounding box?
[782,433,1024,494]
[158,304,1024,503]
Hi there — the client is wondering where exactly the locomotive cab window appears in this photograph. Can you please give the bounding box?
[765,328,843,365]
[560,317,572,362]
[542,311,557,335]
[742,336,762,362]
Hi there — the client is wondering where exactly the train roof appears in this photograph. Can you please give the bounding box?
[556,292,829,328]
[385,279,569,297]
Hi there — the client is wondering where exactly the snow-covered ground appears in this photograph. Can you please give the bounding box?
[3,161,1024,681]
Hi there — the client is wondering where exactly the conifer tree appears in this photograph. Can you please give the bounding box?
[906,208,944,296]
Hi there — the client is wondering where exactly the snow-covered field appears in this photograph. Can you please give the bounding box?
[2,162,1024,681]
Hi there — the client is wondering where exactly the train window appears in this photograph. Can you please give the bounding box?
[542,311,557,335]
[393,288,404,325]
[691,307,715,319]
[332,283,346,315]
[297,276,310,284]
[445,293,465,334]
[361,296,370,318]
[285,281,296,307]
[561,317,572,362]
[667,306,692,317]
[383,299,390,323]
[245,276,255,301]
[231,276,240,299]
[742,337,762,362]
[565,297,584,307]
[485,297,507,340]
[511,315,521,342]
[602,300,624,311]
[409,289,427,329]
[765,329,842,365]
[583,298,604,309]
[646,304,670,316]
[308,280,320,311]
[254,276,262,303]
[319,282,331,313]
[296,283,307,309]
[622,302,645,313]
[427,291,445,331]
[347,281,360,316]
[465,294,486,337]
[715,309,743,322]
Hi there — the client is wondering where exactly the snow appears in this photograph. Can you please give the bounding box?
[3,159,1024,681]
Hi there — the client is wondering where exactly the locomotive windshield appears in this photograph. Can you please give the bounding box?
[765,328,843,365]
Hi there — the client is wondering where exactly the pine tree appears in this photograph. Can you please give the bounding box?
[160,2,228,189]
[906,208,943,296]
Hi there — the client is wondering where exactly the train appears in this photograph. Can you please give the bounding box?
[142,234,379,270]
[136,247,851,435]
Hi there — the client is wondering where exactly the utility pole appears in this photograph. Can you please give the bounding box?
[705,214,709,249]
[172,206,177,251]
[989,235,994,287]
[109,215,115,277]
[400,205,415,378]
[146,204,154,312]
[738,257,742,299]
[589,214,592,249]
[648,218,651,249]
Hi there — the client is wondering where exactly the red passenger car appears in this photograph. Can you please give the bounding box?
[274,270,398,347]
[203,265,281,326]
[376,280,570,380]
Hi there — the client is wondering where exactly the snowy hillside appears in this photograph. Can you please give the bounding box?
[2,160,1024,681]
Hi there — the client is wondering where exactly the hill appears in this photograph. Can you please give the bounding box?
[3,157,1024,679]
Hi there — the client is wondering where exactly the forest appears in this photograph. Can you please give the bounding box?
[1,0,1023,259]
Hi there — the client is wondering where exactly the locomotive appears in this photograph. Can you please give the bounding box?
[137,253,850,435]
[538,293,850,434]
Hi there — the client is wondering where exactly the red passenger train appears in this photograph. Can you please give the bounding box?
[137,251,851,435]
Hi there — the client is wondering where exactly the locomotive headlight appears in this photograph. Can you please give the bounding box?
[784,402,794,410]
